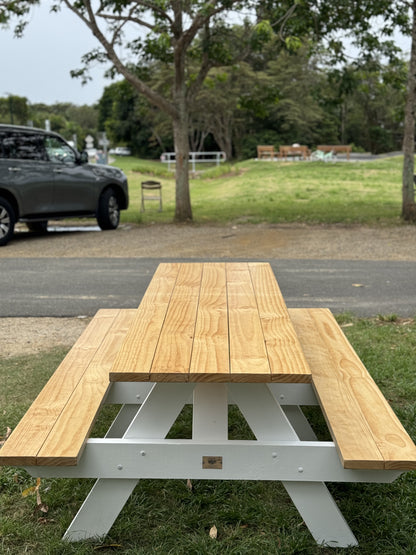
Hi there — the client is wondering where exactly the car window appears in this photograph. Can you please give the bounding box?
[0,131,47,160]
[45,136,77,164]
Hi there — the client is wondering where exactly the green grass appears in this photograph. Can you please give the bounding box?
[1,317,416,554]
[116,156,407,226]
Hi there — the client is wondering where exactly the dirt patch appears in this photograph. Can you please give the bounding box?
[0,317,90,358]
[3,221,416,260]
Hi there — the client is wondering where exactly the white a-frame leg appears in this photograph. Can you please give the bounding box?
[63,383,195,541]
[59,381,359,546]
[228,383,358,548]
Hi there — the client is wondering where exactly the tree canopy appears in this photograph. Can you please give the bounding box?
[2,0,415,220]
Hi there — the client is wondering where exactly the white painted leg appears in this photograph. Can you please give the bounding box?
[125,382,195,439]
[228,383,358,547]
[282,406,317,441]
[284,482,358,547]
[228,383,298,440]
[105,405,140,438]
[63,478,138,541]
[192,383,228,440]
[64,383,195,541]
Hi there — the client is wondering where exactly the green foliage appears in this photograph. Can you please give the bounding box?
[0,98,98,150]
[0,95,29,126]
[0,0,39,35]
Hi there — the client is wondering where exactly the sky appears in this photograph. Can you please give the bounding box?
[1,3,412,108]
[0,1,114,106]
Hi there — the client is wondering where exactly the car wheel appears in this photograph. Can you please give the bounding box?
[26,221,48,233]
[97,188,120,230]
[0,197,16,247]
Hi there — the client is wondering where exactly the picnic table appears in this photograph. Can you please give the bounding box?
[1,262,416,547]
[317,145,352,160]
[279,145,311,160]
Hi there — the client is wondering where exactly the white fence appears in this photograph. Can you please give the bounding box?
[161,151,226,172]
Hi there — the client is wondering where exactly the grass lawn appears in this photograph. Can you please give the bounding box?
[1,155,415,552]
[1,317,416,554]
[116,156,406,226]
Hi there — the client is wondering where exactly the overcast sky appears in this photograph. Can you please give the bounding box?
[0,1,114,106]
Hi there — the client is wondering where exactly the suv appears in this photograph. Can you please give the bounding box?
[0,124,129,246]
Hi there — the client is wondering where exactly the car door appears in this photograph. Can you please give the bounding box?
[0,130,55,217]
[44,135,96,214]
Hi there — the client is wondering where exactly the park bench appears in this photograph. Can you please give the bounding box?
[279,145,311,160]
[317,145,352,160]
[1,262,415,547]
[257,145,276,159]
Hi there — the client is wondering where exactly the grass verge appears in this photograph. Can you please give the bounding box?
[115,156,407,226]
[1,317,415,554]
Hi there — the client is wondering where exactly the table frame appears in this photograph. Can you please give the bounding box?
[27,381,402,547]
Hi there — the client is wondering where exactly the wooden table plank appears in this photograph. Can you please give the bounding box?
[149,263,203,381]
[289,308,385,469]
[226,263,272,381]
[249,263,311,383]
[0,309,130,466]
[189,263,230,381]
[109,263,180,381]
[110,262,312,383]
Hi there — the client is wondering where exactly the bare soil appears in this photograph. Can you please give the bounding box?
[1,222,416,358]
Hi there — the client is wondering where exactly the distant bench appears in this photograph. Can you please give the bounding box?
[257,145,276,159]
[318,145,352,160]
[279,145,311,160]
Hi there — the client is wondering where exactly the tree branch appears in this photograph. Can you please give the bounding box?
[62,0,178,119]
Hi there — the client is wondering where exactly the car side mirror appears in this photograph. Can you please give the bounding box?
[79,151,89,164]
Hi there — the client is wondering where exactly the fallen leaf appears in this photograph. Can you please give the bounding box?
[22,485,37,498]
[36,502,49,514]
[209,525,218,539]
[37,517,55,525]
[0,427,11,446]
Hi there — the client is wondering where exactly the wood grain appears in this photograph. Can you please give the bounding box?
[289,308,416,470]
[0,310,135,466]
[249,263,311,383]
[110,262,312,383]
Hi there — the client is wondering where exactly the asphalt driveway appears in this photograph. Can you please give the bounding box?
[1,257,415,318]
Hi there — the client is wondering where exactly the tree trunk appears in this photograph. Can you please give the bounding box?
[172,26,192,222]
[173,109,192,221]
[402,0,416,222]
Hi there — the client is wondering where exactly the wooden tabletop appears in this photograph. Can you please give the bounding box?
[109,262,311,383]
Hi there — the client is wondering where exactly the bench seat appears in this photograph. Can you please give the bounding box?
[1,307,415,473]
[0,309,137,467]
[289,308,416,471]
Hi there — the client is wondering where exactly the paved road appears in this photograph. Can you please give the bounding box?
[1,258,415,318]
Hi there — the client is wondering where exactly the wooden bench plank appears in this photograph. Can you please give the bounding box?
[249,263,311,383]
[189,263,230,381]
[0,309,136,467]
[289,308,416,470]
[37,309,137,466]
